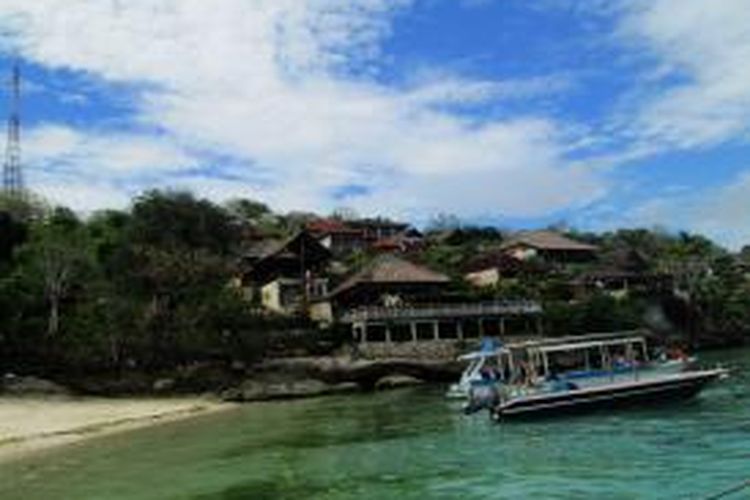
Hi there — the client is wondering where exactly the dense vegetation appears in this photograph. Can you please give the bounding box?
[1,190,748,383]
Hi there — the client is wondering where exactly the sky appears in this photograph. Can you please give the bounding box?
[1,0,750,249]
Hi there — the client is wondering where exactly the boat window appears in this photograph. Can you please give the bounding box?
[548,349,589,373]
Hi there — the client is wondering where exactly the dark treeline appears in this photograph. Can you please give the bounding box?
[1,190,749,382]
[0,191,297,380]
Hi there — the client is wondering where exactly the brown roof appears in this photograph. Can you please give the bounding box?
[240,231,331,282]
[306,219,363,236]
[329,254,450,297]
[501,230,598,252]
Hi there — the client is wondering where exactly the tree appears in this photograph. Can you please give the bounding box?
[16,208,93,338]
[225,198,272,222]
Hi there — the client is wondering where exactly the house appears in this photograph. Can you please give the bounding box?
[501,230,598,264]
[305,218,368,256]
[371,228,425,253]
[324,254,451,311]
[239,231,331,315]
[347,218,409,242]
[310,254,450,323]
[463,251,545,288]
[311,254,543,356]
[570,249,673,298]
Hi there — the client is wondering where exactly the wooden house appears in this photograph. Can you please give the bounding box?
[571,249,673,298]
[347,218,409,242]
[501,230,598,264]
[239,231,331,315]
[305,219,368,256]
[463,251,543,288]
[309,254,450,323]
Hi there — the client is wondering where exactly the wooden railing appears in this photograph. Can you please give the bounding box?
[341,300,542,323]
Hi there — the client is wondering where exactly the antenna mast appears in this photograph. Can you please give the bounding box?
[3,61,23,197]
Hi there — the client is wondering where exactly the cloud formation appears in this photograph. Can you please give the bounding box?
[615,0,750,151]
[1,0,750,249]
[0,0,600,217]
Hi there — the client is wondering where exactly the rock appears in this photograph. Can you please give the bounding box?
[328,382,360,395]
[374,374,423,390]
[152,378,176,393]
[230,360,247,372]
[2,374,71,396]
[221,378,361,402]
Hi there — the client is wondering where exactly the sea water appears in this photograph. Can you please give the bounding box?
[1,348,748,500]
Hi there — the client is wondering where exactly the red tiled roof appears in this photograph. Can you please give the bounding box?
[306,219,362,235]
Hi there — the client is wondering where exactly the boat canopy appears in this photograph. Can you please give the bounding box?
[505,330,649,350]
[534,336,646,354]
[458,349,505,361]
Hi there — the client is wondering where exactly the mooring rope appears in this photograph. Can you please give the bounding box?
[700,479,750,500]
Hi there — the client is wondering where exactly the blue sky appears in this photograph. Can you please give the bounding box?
[1,0,750,248]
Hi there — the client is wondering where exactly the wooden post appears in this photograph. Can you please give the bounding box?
[456,320,464,340]
[385,324,392,344]
[479,318,485,337]
[499,317,506,336]
[410,321,418,343]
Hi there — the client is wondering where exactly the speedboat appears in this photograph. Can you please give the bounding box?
[493,368,727,420]
[460,331,727,419]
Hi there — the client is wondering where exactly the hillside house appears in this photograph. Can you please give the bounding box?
[239,231,331,315]
[571,249,673,298]
[306,219,369,256]
[501,230,598,264]
[463,251,546,288]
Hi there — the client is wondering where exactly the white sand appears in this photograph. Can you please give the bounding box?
[0,396,234,463]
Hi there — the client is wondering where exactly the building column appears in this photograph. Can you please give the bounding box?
[385,324,392,344]
[456,320,464,340]
[433,321,440,340]
[499,317,506,336]
[410,321,418,343]
[478,318,485,337]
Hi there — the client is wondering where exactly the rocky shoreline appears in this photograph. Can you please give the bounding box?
[2,357,464,402]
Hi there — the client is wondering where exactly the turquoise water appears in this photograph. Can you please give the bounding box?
[2,349,748,500]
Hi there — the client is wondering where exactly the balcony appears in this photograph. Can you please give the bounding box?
[341,300,542,323]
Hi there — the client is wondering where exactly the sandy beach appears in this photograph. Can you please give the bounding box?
[0,396,235,463]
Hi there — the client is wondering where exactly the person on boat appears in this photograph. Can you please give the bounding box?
[480,365,501,382]
[671,345,689,361]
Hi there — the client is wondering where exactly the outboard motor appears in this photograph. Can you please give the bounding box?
[463,381,500,415]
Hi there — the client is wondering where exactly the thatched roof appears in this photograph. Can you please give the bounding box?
[501,230,598,252]
[329,254,450,297]
[240,231,331,283]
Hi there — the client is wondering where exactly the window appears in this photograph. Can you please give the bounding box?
[463,319,480,338]
[438,321,458,339]
[416,322,435,341]
[390,323,412,342]
[366,324,387,342]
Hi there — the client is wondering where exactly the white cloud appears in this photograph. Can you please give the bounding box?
[614,0,750,151]
[25,125,196,175]
[0,0,602,219]
[629,171,750,250]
